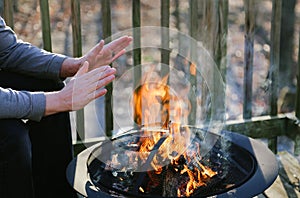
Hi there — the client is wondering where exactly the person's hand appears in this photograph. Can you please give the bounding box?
[45,61,116,116]
[83,36,132,71]
[60,36,132,78]
[66,61,116,110]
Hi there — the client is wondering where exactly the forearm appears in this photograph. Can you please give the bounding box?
[44,91,70,116]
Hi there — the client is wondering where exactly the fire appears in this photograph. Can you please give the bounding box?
[133,71,170,126]
[133,70,217,197]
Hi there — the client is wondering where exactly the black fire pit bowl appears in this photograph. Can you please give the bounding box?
[66,129,278,198]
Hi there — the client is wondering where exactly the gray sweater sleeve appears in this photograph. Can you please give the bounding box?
[0,87,46,121]
[0,17,67,121]
[0,17,67,79]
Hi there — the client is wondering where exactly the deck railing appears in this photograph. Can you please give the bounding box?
[1,0,300,155]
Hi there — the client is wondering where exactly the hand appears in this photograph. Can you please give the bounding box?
[45,61,116,116]
[67,61,116,110]
[60,36,132,78]
[83,35,132,71]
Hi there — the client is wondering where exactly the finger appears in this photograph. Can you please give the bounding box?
[94,40,105,54]
[74,65,109,89]
[111,49,126,62]
[95,73,115,89]
[107,36,129,49]
[86,66,116,81]
[94,88,108,99]
[112,38,132,53]
[101,67,116,79]
[82,67,116,92]
[106,36,132,54]
[78,76,111,99]
[86,88,107,103]
[75,61,89,77]
[88,65,110,76]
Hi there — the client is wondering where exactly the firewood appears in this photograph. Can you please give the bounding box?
[163,166,180,197]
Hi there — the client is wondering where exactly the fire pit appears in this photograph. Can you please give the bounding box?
[66,125,278,198]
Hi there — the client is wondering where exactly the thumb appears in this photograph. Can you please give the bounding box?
[75,61,89,77]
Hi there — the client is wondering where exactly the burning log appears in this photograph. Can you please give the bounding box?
[163,166,180,197]
[135,134,168,193]
[163,155,186,197]
[162,153,218,197]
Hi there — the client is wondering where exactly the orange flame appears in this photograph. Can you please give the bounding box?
[133,71,169,127]
[133,70,217,197]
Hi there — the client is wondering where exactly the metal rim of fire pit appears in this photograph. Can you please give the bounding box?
[66,130,278,198]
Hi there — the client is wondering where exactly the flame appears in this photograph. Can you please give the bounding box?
[132,70,217,197]
[190,62,197,76]
[133,71,170,126]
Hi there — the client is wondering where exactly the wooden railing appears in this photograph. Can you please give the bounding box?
[1,0,300,156]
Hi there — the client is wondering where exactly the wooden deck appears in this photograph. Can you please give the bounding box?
[258,151,300,198]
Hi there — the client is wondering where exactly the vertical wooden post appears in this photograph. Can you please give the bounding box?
[160,0,170,77]
[160,0,170,125]
[211,0,228,75]
[201,0,210,123]
[101,0,112,42]
[201,0,228,123]
[71,0,85,141]
[133,0,142,126]
[174,0,179,31]
[294,29,300,156]
[132,0,141,83]
[0,0,3,16]
[296,29,300,119]
[176,0,187,61]
[279,0,297,89]
[269,0,282,116]
[214,0,228,123]
[3,0,13,28]
[268,0,282,153]
[243,0,256,119]
[202,0,228,74]
[39,0,52,52]
[101,0,113,137]
[188,0,198,125]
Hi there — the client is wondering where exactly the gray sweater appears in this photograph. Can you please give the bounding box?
[0,17,67,121]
